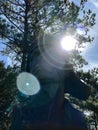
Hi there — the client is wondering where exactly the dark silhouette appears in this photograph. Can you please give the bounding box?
[10,54,90,130]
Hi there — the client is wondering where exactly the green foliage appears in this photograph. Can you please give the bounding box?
[76,68,98,129]
[0,61,18,129]
[0,0,96,71]
[77,68,98,93]
[0,1,97,129]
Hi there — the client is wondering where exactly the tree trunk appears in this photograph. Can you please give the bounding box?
[21,53,27,72]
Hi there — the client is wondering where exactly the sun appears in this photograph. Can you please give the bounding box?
[61,36,77,51]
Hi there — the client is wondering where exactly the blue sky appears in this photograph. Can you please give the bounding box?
[0,40,8,66]
[81,0,98,70]
[69,0,98,70]
[0,0,98,70]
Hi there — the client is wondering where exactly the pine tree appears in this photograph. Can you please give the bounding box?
[0,0,96,71]
[0,61,18,129]
[77,68,98,129]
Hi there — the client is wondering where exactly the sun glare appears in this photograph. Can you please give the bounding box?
[61,36,77,51]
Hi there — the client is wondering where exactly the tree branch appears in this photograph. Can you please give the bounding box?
[0,32,14,42]
[1,41,22,62]
[3,5,24,18]
[8,0,25,11]
[1,10,24,33]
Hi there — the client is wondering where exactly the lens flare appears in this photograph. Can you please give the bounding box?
[61,36,77,51]
[17,72,40,96]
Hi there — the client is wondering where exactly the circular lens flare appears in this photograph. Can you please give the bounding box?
[17,72,40,96]
[61,36,77,51]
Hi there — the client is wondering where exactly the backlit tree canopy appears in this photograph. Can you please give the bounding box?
[0,0,96,71]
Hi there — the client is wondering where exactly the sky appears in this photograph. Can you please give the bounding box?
[82,0,98,70]
[0,0,98,70]
[70,0,98,70]
[0,39,8,66]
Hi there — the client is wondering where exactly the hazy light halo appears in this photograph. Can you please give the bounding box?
[61,36,77,51]
[17,72,40,96]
